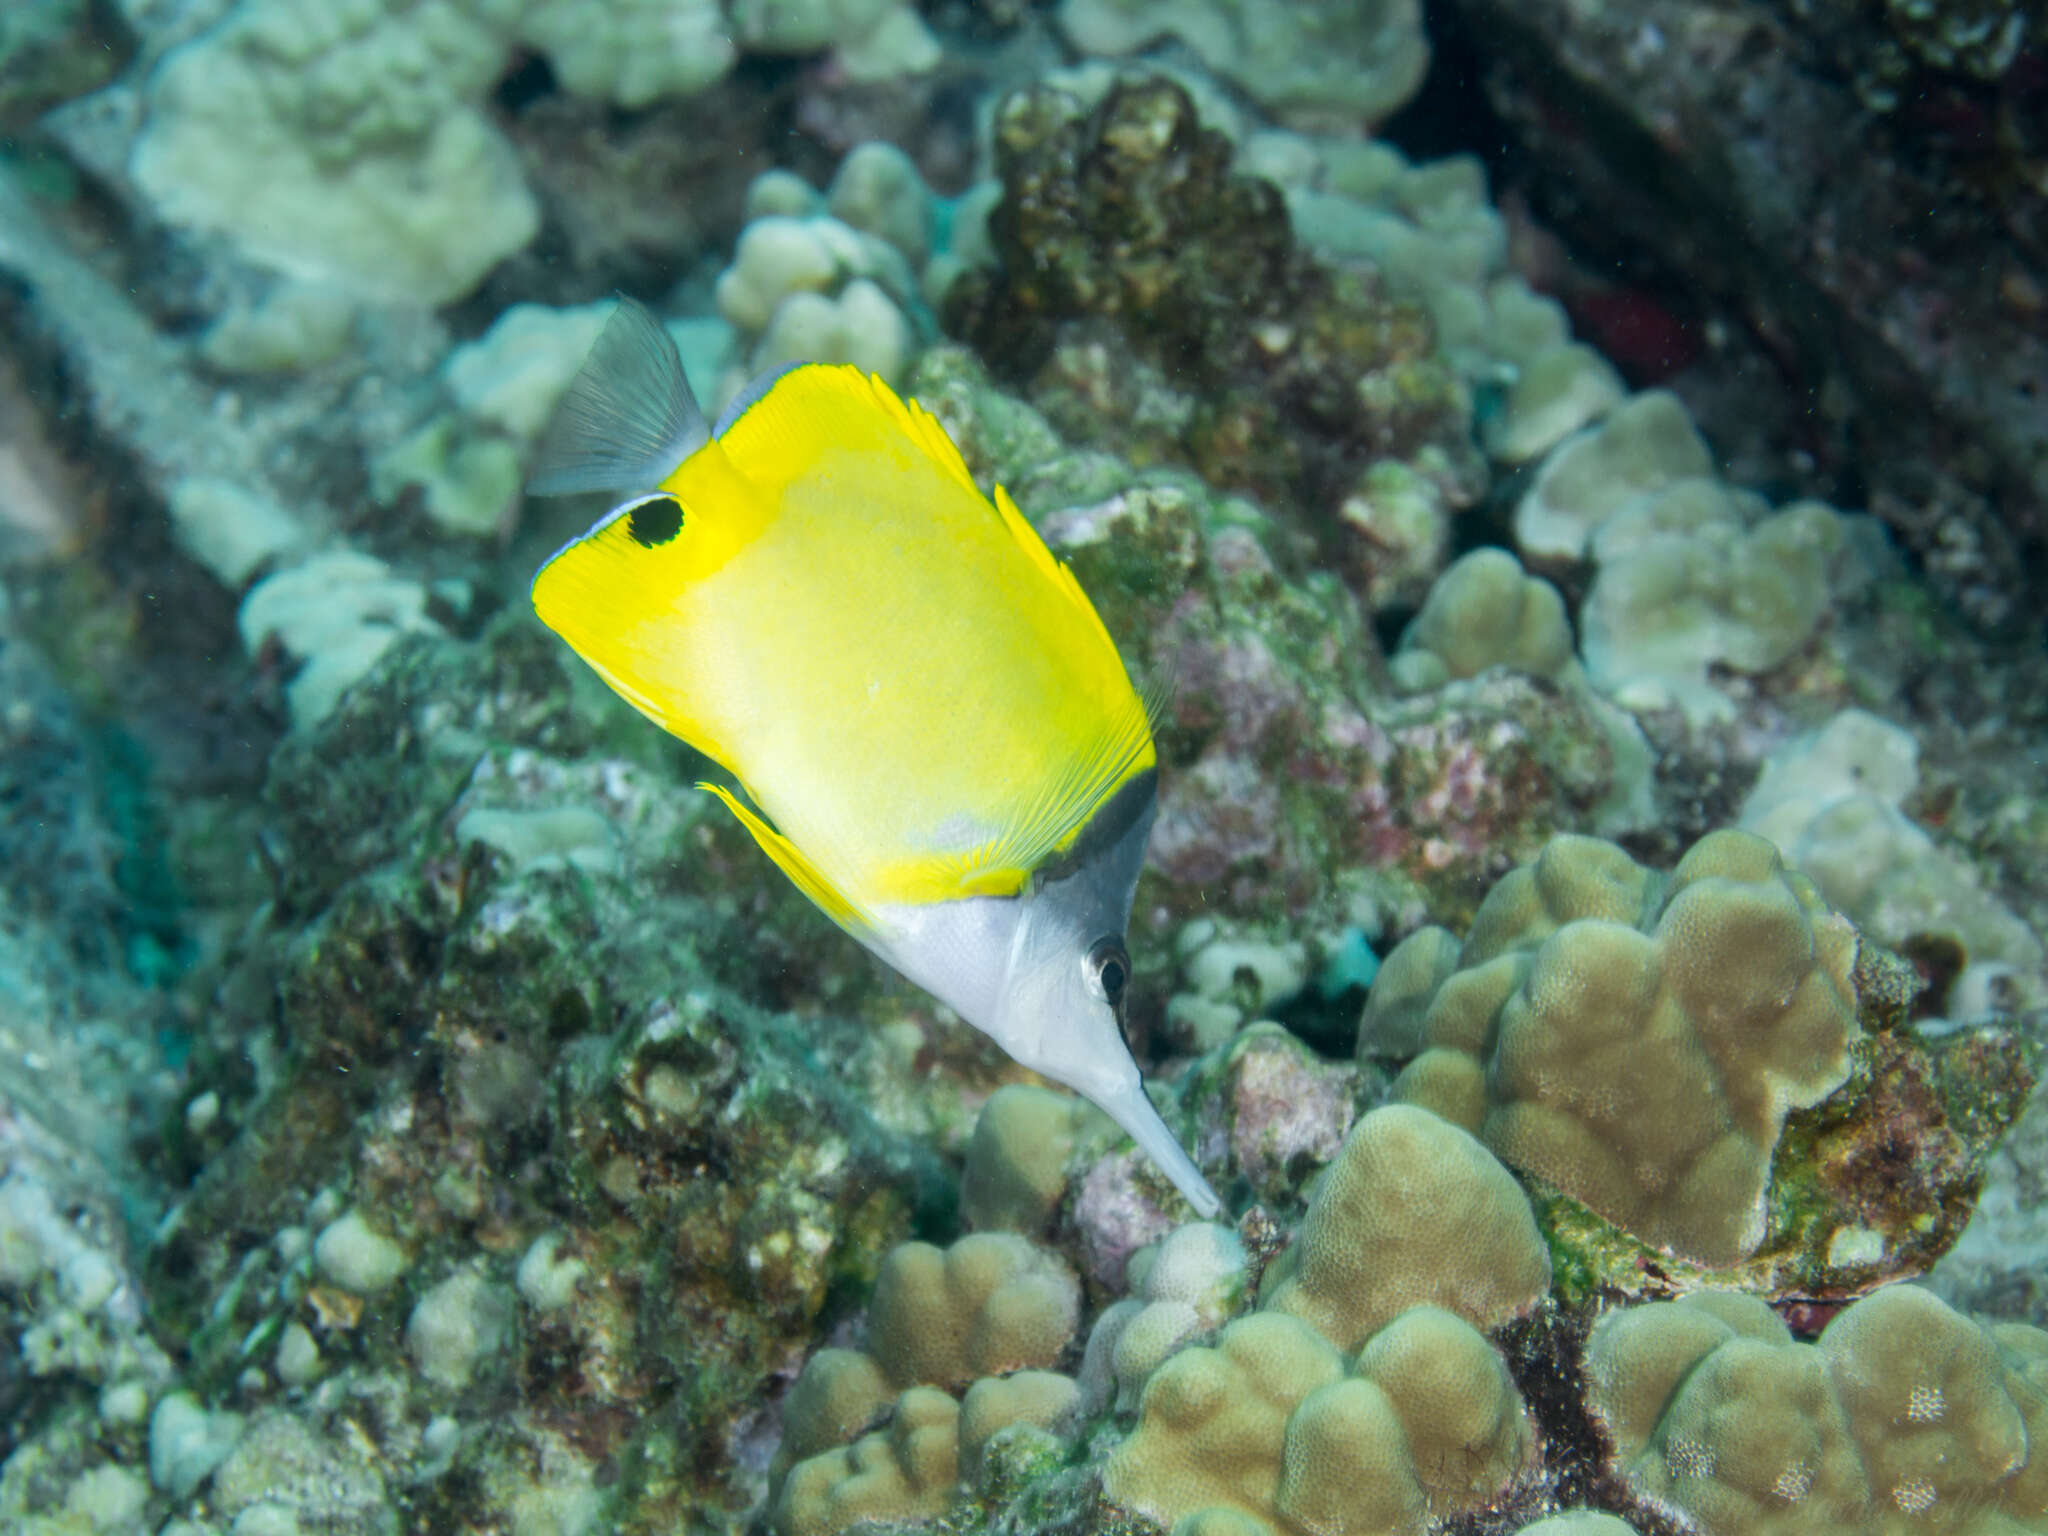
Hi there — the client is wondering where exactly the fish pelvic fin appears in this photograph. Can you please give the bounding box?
[700,782,873,936]
[527,297,709,497]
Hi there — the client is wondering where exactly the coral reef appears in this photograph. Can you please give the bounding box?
[1259,1105,1551,1348]
[1739,709,2045,1012]
[2,7,2045,1534]
[1391,830,1860,1267]
[1377,830,2026,1287]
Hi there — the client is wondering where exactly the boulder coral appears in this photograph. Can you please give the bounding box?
[772,1385,961,1536]
[771,1232,1085,1531]
[1388,830,1859,1267]
[1259,1104,1552,1350]
[865,1232,1081,1393]
[1585,1286,2048,1534]
[1057,0,1430,128]
[1390,547,1576,692]
[1104,1305,1539,1536]
[959,1084,1102,1236]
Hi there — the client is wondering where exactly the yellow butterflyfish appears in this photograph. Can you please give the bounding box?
[528,298,1220,1218]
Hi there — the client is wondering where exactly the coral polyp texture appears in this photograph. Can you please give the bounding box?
[1259,1104,1552,1349]
[772,1385,962,1536]
[1104,1303,1539,1536]
[1387,830,1858,1268]
[1373,829,2027,1291]
[1586,1286,2048,1535]
[865,1232,1082,1392]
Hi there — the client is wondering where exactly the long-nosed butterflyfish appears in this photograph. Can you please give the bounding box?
[526,298,1221,1218]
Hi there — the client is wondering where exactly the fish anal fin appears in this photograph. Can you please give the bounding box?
[700,782,871,935]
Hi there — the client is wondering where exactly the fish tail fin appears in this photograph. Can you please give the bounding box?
[528,297,709,497]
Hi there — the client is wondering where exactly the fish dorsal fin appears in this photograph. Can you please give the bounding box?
[714,364,983,501]
[528,297,708,497]
[989,481,1122,649]
[712,361,805,437]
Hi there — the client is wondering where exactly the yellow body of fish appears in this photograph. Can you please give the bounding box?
[528,300,1219,1217]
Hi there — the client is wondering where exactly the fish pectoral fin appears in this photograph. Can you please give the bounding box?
[699,783,871,935]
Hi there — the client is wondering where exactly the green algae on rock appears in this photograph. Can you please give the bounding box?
[142,619,962,1529]
[944,76,1482,580]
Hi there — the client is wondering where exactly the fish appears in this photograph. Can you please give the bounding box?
[526,298,1221,1219]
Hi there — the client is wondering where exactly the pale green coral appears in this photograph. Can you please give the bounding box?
[1390,548,1575,691]
[236,550,440,728]
[713,188,925,394]
[1581,486,1854,725]
[519,0,735,108]
[125,0,907,304]
[1059,0,1428,128]
[730,0,940,80]
[1739,709,2044,1009]
[1513,391,1714,563]
[826,141,934,270]
[130,0,540,305]
[1487,342,1627,464]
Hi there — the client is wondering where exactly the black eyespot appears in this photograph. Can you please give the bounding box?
[1088,936,1130,1009]
[627,495,684,548]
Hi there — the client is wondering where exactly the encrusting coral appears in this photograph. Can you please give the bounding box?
[1390,547,1575,691]
[1057,0,1430,128]
[946,75,1478,546]
[1740,710,2045,1011]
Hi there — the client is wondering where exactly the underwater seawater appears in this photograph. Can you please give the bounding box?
[1,1,2045,1532]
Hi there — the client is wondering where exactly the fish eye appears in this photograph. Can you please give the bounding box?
[1086,937,1130,1008]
